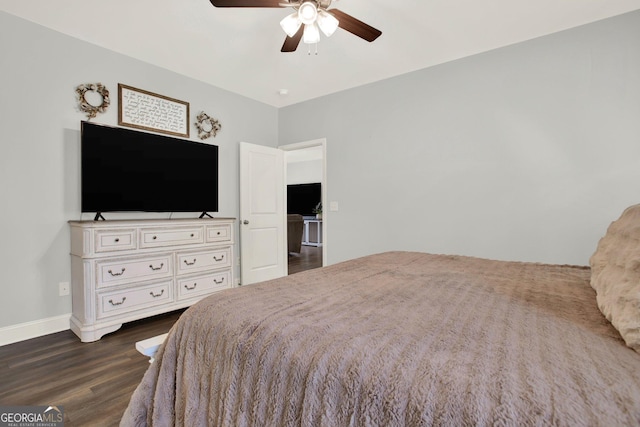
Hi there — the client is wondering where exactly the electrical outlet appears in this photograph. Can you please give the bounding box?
[59,282,70,296]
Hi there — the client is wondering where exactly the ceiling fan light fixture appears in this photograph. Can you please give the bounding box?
[298,1,318,25]
[303,22,320,44]
[316,9,338,37]
[280,12,302,38]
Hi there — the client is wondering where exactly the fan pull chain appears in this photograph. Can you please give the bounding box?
[307,43,319,56]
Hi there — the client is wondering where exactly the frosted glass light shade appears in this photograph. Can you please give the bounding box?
[317,10,338,37]
[298,2,318,25]
[280,12,302,37]
[303,23,320,44]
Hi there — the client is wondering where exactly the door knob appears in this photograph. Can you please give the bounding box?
[243,220,249,225]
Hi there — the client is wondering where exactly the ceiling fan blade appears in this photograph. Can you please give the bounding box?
[330,8,382,42]
[209,0,285,7]
[281,26,304,52]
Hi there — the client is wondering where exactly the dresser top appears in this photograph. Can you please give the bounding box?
[69,217,236,227]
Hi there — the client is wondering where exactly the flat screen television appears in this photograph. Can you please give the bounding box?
[81,121,219,216]
[287,183,321,216]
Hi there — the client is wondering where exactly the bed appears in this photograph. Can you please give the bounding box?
[121,205,640,426]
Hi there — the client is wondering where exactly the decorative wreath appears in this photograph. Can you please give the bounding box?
[195,111,222,140]
[76,83,110,120]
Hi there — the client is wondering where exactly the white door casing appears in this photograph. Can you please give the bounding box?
[239,142,286,285]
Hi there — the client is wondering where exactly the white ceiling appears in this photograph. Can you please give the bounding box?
[2,0,639,107]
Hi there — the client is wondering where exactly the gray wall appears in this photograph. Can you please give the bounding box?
[0,12,278,329]
[279,10,640,266]
[2,9,640,333]
[287,159,322,185]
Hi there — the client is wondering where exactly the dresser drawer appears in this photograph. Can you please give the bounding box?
[206,224,232,243]
[177,270,231,300]
[177,247,231,275]
[95,229,137,253]
[97,281,172,319]
[97,254,172,288]
[140,226,204,249]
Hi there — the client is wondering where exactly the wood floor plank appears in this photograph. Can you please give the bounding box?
[288,245,322,275]
[0,310,183,425]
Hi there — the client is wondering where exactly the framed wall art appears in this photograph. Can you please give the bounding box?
[118,84,190,137]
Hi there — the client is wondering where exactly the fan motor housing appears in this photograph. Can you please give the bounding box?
[316,0,332,9]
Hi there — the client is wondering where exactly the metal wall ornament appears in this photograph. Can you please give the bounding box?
[76,83,110,120]
[195,111,222,140]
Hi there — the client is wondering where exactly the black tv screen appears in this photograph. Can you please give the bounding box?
[287,183,321,216]
[81,121,219,214]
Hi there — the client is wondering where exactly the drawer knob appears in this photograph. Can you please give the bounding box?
[184,259,197,266]
[152,236,157,240]
[184,283,197,291]
[213,255,225,262]
[107,268,126,277]
[149,289,165,298]
[217,231,221,235]
[114,238,120,243]
[190,233,195,237]
[214,277,225,284]
[108,297,126,306]
[149,263,164,271]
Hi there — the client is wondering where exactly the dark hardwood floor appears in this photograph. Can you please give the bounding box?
[0,247,322,426]
[288,244,323,275]
[0,310,184,426]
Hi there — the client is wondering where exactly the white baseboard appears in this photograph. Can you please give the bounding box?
[0,313,71,347]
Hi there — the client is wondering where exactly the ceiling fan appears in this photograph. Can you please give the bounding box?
[209,0,382,52]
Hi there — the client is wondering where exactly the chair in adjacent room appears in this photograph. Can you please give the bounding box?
[287,214,304,254]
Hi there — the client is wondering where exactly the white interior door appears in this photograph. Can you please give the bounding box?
[239,142,286,285]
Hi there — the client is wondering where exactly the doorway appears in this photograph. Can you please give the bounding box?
[280,139,327,275]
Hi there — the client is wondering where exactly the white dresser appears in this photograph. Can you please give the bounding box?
[69,218,236,342]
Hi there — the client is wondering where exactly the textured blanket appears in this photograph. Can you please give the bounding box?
[121,252,640,426]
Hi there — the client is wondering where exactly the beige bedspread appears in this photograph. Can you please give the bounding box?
[121,252,640,426]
